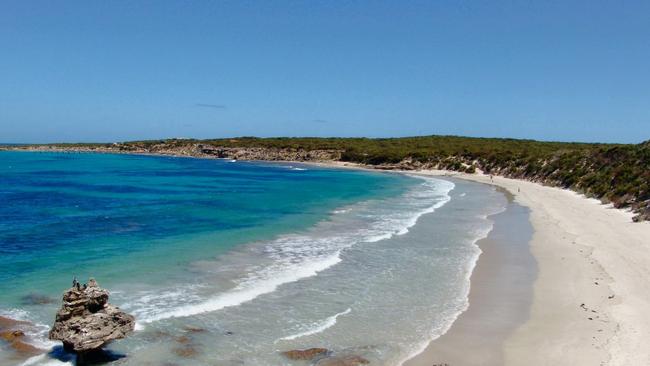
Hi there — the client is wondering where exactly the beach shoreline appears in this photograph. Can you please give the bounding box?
[402,186,535,366]
[3,151,649,365]
[308,160,650,365]
[404,170,650,366]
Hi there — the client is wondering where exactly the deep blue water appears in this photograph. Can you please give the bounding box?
[0,151,512,366]
[0,151,411,303]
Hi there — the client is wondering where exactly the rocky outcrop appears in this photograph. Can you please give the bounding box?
[632,205,650,222]
[316,355,370,366]
[49,278,135,353]
[282,348,369,366]
[21,293,56,305]
[282,348,330,360]
[0,316,46,358]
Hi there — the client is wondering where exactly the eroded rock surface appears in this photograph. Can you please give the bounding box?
[49,278,135,353]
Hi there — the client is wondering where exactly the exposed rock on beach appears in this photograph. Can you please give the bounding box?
[0,316,46,359]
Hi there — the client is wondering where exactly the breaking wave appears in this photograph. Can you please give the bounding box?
[278,308,352,341]
[127,177,455,324]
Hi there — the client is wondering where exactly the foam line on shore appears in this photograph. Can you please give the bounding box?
[277,308,352,341]
[134,176,454,324]
[139,253,343,323]
[397,196,507,366]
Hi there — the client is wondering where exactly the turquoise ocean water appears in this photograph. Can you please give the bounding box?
[0,151,507,366]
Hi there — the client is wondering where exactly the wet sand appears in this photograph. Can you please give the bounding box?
[405,170,650,366]
[404,187,536,366]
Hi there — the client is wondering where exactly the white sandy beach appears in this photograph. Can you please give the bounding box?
[402,169,650,366]
[318,161,650,365]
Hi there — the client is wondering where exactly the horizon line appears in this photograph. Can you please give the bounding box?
[1,134,645,146]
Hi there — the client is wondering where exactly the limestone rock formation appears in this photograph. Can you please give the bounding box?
[49,278,135,353]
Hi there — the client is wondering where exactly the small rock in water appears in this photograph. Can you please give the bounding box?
[9,338,45,356]
[183,325,207,333]
[176,335,192,345]
[282,348,330,360]
[20,293,56,305]
[173,344,200,358]
[173,335,202,358]
[0,329,25,342]
[0,317,45,357]
[48,278,135,353]
[316,355,370,366]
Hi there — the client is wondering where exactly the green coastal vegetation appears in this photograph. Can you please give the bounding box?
[206,136,650,221]
[7,136,650,221]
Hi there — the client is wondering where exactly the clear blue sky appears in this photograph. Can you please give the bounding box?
[1,1,649,143]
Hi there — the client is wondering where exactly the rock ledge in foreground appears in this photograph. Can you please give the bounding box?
[49,278,135,353]
[0,316,45,357]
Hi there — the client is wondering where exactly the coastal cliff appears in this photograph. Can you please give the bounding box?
[2,136,648,221]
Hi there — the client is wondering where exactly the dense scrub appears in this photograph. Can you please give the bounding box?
[22,136,650,221]
[198,136,650,220]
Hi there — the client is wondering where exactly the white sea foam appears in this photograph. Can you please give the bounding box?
[121,286,205,328]
[0,308,57,350]
[278,165,307,171]
[365,177,453,240]
[18,355,73,366]
[278,308,352,341]
[397,199,508,366]
[139,253,342,323]
[17,355,48,366]
[0,308,30,321]
[133,176,455,324]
